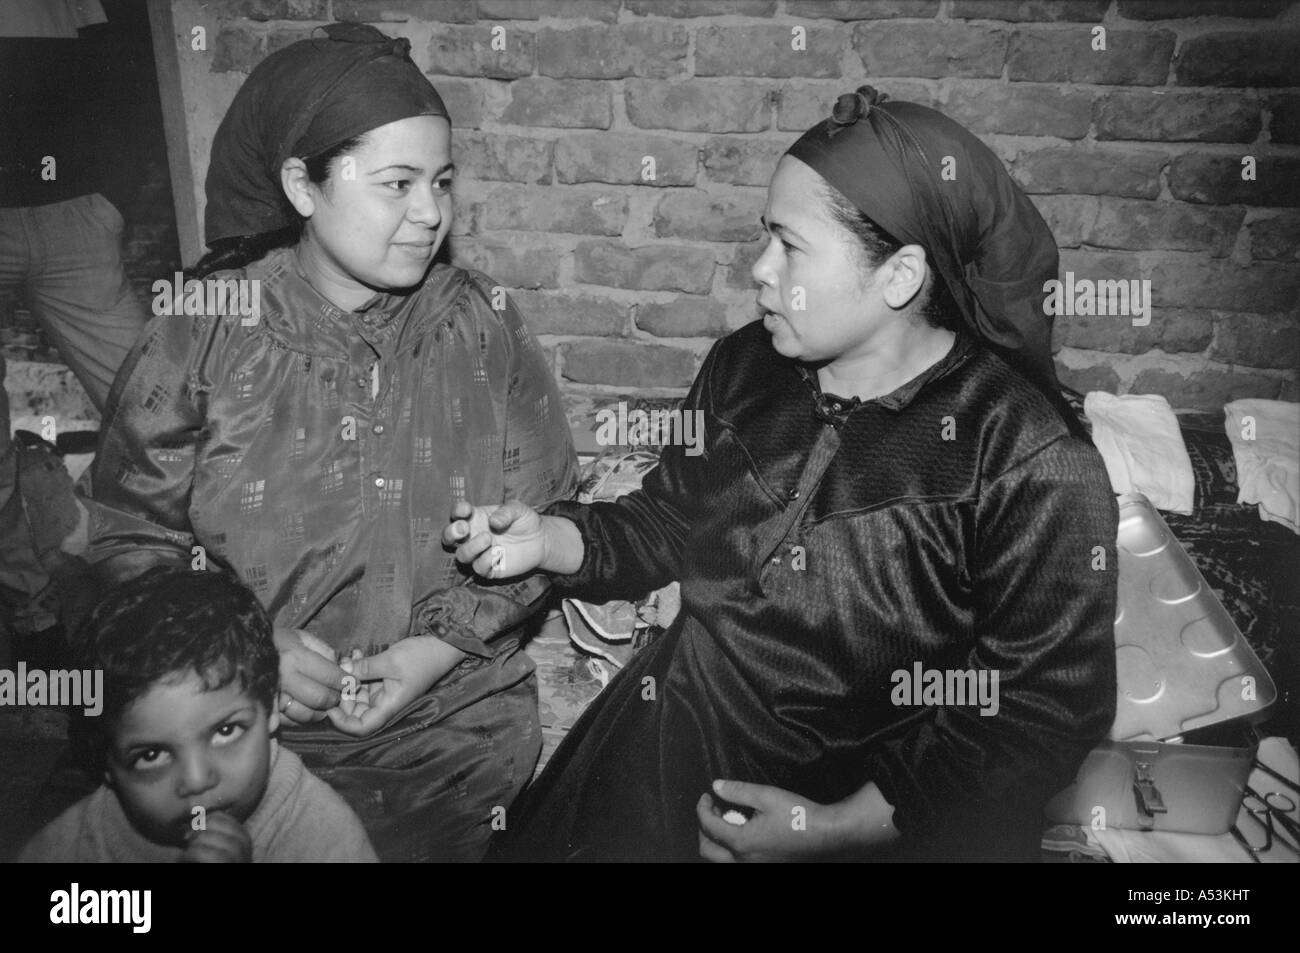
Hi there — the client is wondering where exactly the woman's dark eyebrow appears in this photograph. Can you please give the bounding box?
[368,162,456,176]
[760,215,806,244]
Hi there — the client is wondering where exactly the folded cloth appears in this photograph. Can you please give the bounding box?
[1084,391,1194,514]
[1225,399,1299,534]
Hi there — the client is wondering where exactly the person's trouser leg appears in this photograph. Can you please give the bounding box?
[20,194,148,413]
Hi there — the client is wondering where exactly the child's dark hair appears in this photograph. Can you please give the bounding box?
[73,567,279,732]
[186,133,368,280]
[820,180,959,332]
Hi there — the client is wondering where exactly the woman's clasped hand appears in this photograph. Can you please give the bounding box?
[274,626,467,736]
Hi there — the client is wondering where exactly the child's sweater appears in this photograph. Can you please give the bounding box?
[19,741,377,862]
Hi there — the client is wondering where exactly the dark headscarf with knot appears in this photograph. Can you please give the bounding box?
[204,21,448,247]
[787,86,1079,432]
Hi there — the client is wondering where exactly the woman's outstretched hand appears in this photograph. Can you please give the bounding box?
[326,635,466,738]
[443,499,555,578]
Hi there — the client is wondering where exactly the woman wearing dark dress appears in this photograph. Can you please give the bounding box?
[448,87,1118,862]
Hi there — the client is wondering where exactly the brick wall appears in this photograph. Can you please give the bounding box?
[15,0,1300,421]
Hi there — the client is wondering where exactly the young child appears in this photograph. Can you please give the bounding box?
[20,567,377,862]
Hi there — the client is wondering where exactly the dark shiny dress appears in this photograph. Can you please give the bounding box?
[497,322,1118,862]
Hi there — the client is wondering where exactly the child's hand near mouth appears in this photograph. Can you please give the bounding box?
[180,811,252,863]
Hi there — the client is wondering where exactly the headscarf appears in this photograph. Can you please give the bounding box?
[204,21,448,247]
[786,86,1079,431]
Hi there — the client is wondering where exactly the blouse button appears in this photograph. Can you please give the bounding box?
[372,423,385,435]
[769,556,781,565]
[787,489,800,501]
[374,477,386,488]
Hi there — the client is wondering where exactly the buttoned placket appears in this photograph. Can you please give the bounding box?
[351,312,397,517]
[752,422,842,596]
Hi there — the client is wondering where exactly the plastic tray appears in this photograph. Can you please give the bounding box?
[1111,493,1276,741]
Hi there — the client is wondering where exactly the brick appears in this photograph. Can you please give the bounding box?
[787,0,940,17]
[625,0,777,14]
[1087,199,1245,258]
[1054,308,1213,355]
[211,26,262,73]
[1248,212,1300,261]
[224,0,329,20]
[1209,313,1299,369]
[333,0,476,21]
[1011,147,1164,198]
[455,132,552,184]
[538,24,687,79]
[1058,249,1141,284]
[725,241,765,290]
[554,134,697,186]
[950,1,1108,20]
[450,239,562,289]
[1175,32,1300,87]
[702,138,788,187]
[479,185,627,235]
[696,25,845,78]
[654,191,765,243]
[561,340,697,388]
[1117,1,1292,19]
[636,296,729,337]
[477,0,620,21]
[944,83,1092,139]
[1095,91,1262,143]
[1056,359,1121,394]
[1168,155,1300,208]
[626,81,771,133]
[1007,29,1175,85]
[509,290,628,335]
[1150,260,1300,312]
[574,241,716,294]
[502,79,612,129]
[1130,368,1281,410]
[778,80,940,130]
[1271,95,1300,145]
[1029,195,1098,248]
[722,297,762,330]
[450,193,477,236]
[853,23,1010,79]
[428,25,534,79]
[429,77,485,129]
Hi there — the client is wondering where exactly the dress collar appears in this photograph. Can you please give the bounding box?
[797,328,976,422]
[287,245,406,330]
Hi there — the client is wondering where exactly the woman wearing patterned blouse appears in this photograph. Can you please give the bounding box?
[83,24,578,861]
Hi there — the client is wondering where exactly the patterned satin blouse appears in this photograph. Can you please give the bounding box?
[85,245,579,662]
